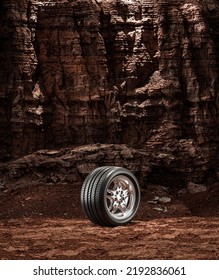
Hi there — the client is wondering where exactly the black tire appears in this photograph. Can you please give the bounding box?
[81,166,141,226]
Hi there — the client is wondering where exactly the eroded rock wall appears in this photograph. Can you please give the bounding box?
[0,0,218,183]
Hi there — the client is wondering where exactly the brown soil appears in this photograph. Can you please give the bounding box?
[0,182,219,259]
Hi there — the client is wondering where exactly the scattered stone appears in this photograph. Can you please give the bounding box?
[158,197,171,203]
[148,196,171,204]
[34,172,44,179]
[206,0,216,11]
[57,174,67,183]
[147,200,158,204]
[160,186,169,192]
[49,175,59,183]
[147,196,159,204]
[178,188,187,194]
[187,182,207,194]
[153,207,167,213]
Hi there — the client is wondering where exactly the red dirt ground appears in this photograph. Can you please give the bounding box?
[0,182,219,259]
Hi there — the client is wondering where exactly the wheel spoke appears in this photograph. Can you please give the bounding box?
[112,178,118,187]
[119,179,127,189]
[108,199,114,211]
[107,189,114,196]
[106,194,114,201]
[123,189,129,199]
[111,202,119,214]
[119,202,127,214]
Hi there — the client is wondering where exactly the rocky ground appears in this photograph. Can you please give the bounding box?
[0,176,219,259]
[0,0,218,260]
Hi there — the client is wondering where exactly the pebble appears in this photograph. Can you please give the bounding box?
[187,182,207,194]
[159,197,171,203]
[153,207,167,212]
[148,196,171,204]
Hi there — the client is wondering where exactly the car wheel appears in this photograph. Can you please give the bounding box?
[81,166,141,226]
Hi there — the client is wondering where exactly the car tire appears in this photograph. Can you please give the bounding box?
[81,166,141,226]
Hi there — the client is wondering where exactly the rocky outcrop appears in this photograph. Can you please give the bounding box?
[0,144,151,188]
[0,0,218,184]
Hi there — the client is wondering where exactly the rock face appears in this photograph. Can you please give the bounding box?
[0,144,151,187]
[0,0,218,184]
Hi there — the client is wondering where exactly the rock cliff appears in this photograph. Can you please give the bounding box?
[0,0,218,184]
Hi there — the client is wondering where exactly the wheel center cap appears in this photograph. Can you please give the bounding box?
[117,195,122,202]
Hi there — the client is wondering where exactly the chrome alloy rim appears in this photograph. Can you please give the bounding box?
[105,175,136,220]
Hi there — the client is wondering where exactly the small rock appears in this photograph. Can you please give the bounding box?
[187,182,207,194]
[153,207,163,212]
[58,174,67,183]
[34,172,44,179]
[159,197,171,203]
[178,188,187,194]
[147,200,158,204]
[207,0,216,11]
[160,186,169,192]
[153,206,167,212]
[49,175,59,183]
[147,196,159,204]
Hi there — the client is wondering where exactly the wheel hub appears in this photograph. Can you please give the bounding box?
[105,175,136,220]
